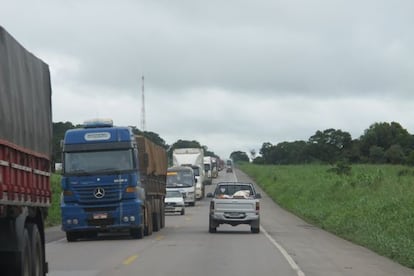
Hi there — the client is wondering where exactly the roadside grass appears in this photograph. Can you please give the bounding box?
[45,173,62,227]
[239,163,414,268]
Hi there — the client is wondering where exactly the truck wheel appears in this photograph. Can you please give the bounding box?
[144,205,153,236]
[14,228,31,276]
[66,231,78,242]
[251,219,260,233]
[251,226,260,233]
[28,224,44,276]
[160,204,165,228]
[130,227,144,239]
[153,212,160,232]
[208,217,217,233]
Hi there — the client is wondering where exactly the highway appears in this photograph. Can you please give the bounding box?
[45,169,414,276]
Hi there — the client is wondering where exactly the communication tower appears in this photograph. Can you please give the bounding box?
[141,75,146,131]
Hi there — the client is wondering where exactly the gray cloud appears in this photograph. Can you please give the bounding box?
[2,0,414,157]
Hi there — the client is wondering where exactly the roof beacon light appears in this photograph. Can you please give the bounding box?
[83,118,114,128]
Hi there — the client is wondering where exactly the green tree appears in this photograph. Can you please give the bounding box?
[168,140,203,160]
[360,122,413,158]
[52,121,75,165]
[385,144,405,164]
[308,128,352,163]
[405,151,414,166]
[369,146,385,163]
[274,141,309,164]
[259,142,275,164]
[230,151,250,163]
[132,128,168,148]
[252,156,265,164]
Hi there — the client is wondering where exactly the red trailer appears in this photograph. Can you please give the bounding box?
[0,26,52,276]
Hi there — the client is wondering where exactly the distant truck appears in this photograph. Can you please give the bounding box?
[0,26,52,275]
[172,148,206,199]
[203,156,212,179]
[203,156,213,185]
[166,166,196,206]
[207,182,261,233]
[61,119,167,241]
[211,157,218,178]
[226,159,233,173]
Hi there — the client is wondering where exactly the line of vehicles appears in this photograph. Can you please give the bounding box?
[0,26,260,276]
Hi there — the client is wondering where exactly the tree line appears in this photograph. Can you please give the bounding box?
[53,120,412,166]
[253,121,414,165]
[52,122,219,165]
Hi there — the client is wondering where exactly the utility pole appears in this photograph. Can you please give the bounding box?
[141,75,146,131]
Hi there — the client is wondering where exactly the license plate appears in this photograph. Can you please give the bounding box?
[227,212,242,217]
[93,213,108,219]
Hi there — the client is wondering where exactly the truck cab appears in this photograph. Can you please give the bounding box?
[166,166,196,206]
[61,119,146,241]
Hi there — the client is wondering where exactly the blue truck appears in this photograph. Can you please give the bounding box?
[60,119,167,241]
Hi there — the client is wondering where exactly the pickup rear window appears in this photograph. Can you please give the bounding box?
[215,185,254,197]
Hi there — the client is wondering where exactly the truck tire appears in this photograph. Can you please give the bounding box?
[208,217,217,233]
[144,205,153,236]
[130,226,144,239]
[251,219,260,234]
[66,231,78,242]
[14,227,31,276]
[160,204,165,228]
[28,224,44,276]
[152,212,160,232]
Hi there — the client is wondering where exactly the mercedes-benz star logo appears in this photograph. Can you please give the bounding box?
[94,187,105,199]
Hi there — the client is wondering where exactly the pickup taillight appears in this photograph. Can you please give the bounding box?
[255,201,260,214]
[210,201,214,213]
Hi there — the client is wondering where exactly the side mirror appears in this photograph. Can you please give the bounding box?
[255,193,262,199]
[207,192,214,198]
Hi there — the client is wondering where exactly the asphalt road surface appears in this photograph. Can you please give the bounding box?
[46,169,414,276]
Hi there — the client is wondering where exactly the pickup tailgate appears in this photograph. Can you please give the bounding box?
[214,199,256,213]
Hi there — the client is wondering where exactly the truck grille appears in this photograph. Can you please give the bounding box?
[72,183,122,204]
[87,218,115,227]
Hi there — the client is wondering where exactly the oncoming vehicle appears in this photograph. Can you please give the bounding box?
[167,166,196,206]
[165,190,185,215]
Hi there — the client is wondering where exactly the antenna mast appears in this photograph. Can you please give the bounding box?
[140,75,146,131]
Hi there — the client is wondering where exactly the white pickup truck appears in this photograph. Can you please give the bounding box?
[207,182,261,233]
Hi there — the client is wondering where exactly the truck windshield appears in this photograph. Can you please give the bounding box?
[64,149,133,175]
[167,170,193,187]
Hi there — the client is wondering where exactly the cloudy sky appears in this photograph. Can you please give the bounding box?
[1,0,413,158]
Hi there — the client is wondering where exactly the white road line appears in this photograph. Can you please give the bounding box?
[234,170,305,276]
[261,226,305,276]
[47,237,66,244]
